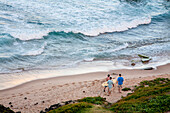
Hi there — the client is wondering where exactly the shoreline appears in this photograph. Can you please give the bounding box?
[0,63,169,113]
[0,63,170,92]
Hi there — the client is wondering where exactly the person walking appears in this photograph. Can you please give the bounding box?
[117,74,124,93]
[107,77,114,96]
[103,74,110,92]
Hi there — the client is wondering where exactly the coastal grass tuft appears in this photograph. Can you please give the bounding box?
[110,78,170,113]
[48,102,93,113]
[78,105,113,113]
[122,87,131,91]
[78,96,106,105]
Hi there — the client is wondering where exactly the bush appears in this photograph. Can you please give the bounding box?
[78,96,106,105]
[122,87,131,91]
[48,102,92,113]
[0,104,14,113]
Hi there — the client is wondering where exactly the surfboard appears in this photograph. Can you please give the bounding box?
[102,79,117,87]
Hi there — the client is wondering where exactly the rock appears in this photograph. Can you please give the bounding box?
[138,54,149,59]
[40,110,43,113]
[141,58,151,64]
[34,102,38,105]
[143,67,154,70]
[40,110,45,113]
[83,91,85,93]
[45,108,49,112]
[42,101,45,103]
[10,105,13,107]
[16,111,21,113]
[112,73,117,75]
[49,103,61,110]
[24,97,27,100]
[131,63,135,66]
[9,102,12,105]
[65,100,71,105]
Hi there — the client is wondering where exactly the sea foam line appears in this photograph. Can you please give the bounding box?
[9,17,151,41]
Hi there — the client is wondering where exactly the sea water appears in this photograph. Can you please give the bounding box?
[0,0,170,89]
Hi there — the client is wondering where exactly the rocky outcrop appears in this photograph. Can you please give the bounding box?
[0,104,15,113]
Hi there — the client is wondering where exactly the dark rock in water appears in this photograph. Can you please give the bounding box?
[10,105,13,107]
[131,63,135,66]
[24,97,27,100]
[141,58,152,64]
[138,54,149,59]
[143,67,154,70]
[9,102,12,105]
[42,101,45,103]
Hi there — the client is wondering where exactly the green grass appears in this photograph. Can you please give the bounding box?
[78,96,107,105]
[110,78,170,113]
[79,105,113,113]
[48,102,93,113]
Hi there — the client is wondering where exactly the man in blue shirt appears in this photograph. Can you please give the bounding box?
[117,74,124,93]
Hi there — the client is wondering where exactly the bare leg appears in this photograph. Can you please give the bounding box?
[108,88,110,96]
[120,86,122,93]
[118,87,121,93]
[104,87,106,92]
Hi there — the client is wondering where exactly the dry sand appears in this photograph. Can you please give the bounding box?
[0,64,170,113]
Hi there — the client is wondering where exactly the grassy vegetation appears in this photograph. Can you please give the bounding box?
[0,104,14,113]
[122,87,131,91]
[110,78,170,113]
[78,105,113,113]
[78,96,107,105]
[48,102,93,113]
[48,78,170,113]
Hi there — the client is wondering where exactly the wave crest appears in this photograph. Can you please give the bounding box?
[8,17,151,41]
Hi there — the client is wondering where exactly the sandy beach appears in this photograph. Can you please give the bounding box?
[0,64,170,113]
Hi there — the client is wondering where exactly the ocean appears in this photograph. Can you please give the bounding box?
[0,0,170,89]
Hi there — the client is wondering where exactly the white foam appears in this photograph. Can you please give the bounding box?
[8,17,151,41]
[113,43,129,52]
[22,42,46,56]
[83,58,95,62]
[79,17,151,36]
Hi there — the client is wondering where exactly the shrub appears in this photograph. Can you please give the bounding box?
[48,102,92,113]
[78,96,106,105]
[122,87,131,91]
[0,104,14,113]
